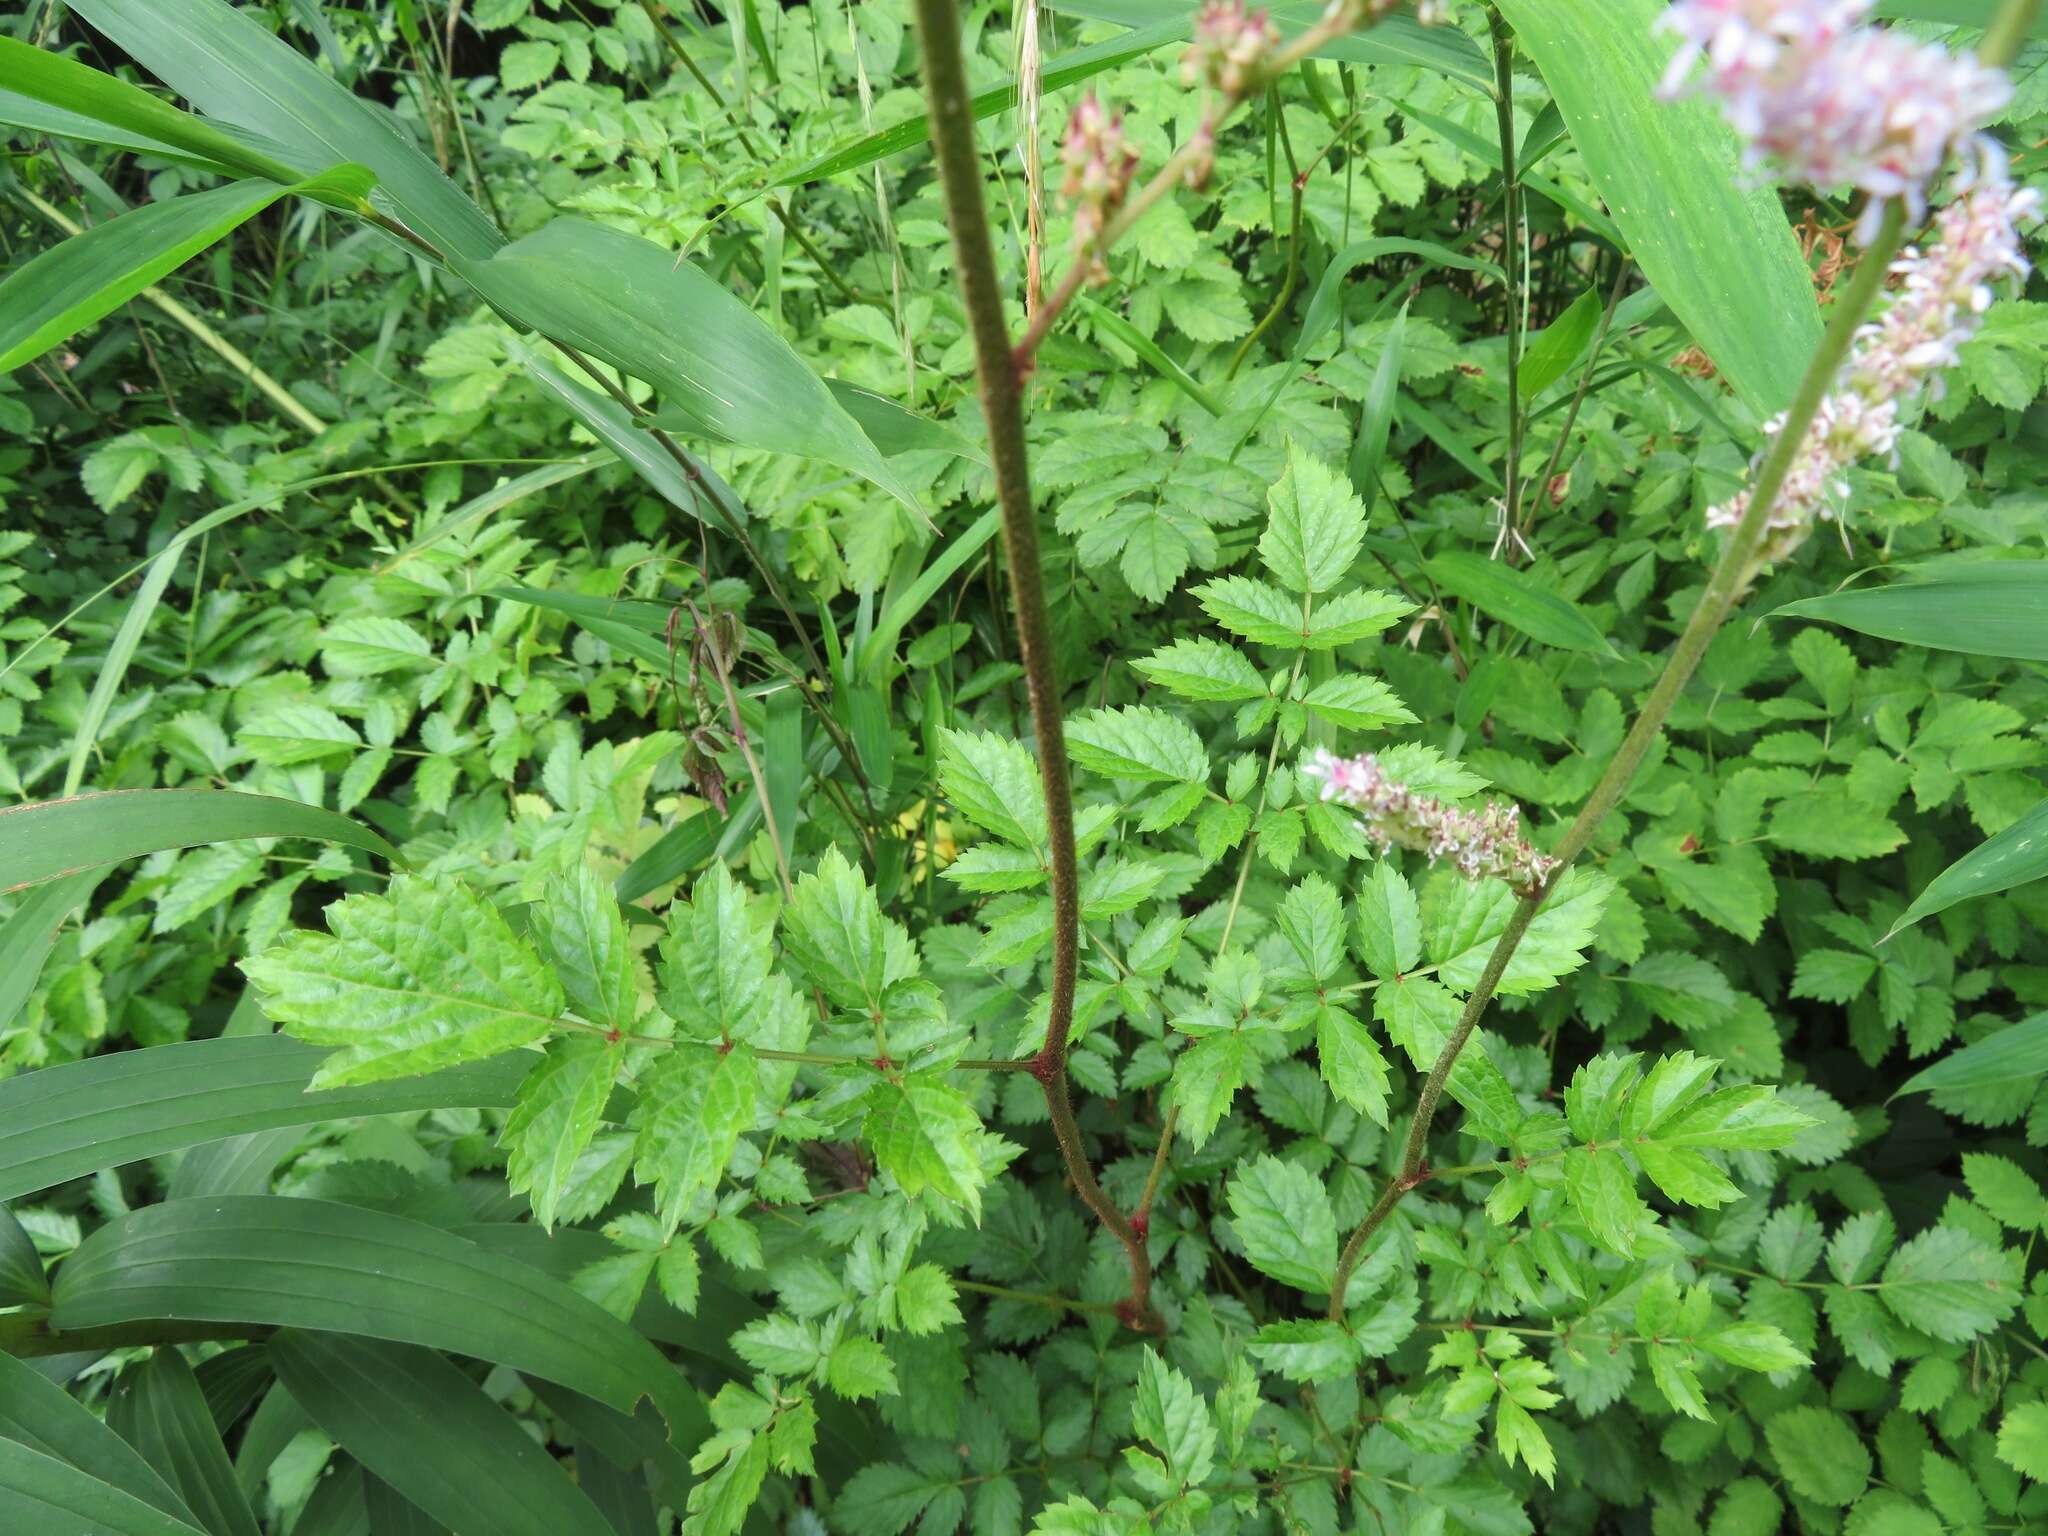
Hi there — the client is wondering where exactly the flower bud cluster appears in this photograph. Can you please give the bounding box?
[1302,749,1559,897]
[1183,1,1279,97]
[1658,0,2010,228]
[1059,93,1139,275]
[1706,162,2039,563]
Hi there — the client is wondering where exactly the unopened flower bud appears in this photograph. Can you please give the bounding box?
[1059,92,1139,275]
[1183,1,1280,96]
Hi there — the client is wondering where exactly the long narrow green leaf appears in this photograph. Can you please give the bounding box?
[64,542,178,797]
[1896,1011,2048,1098]
[374,459,601,576]
[0,1437,210,1536]
[1425,550,1614,655]
[1518,284,1604,397]
[53,1198,701,1433]
[272,1333,616,1536]
[1055,0,1495,91]
[1888,797,2048,938]
[1382,97,1624,246]
[0,1353,196,1525]
[0,1035,531,1203]
[455,218,925,519]
[1075,296,1224,417]
[0,1205,47,1308]
[0,790,400,894]
[1491,0,1820,413]
[106,1353,259,1536]
[1349,304,1407,521]
[0,38,297,183]
[68,0,503,262]
[1875,0,2048,28]
[1772,562,2048,659]
[1297,240,1506,363]
[776,19,1186,187]
[818,381,983,462]
[0,167,373,375]
[0,871,97,1035]
[858,509,1002,676]
[512,345,726,527]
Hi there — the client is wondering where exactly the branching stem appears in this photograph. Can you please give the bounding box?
[1326,197,1912,1317]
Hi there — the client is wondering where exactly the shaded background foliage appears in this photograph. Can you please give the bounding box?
[4,1,2048,1533]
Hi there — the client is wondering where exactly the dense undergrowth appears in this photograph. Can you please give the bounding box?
[5,1,2048,1533]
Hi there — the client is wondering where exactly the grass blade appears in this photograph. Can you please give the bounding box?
[0,167,372,376]
[0,790,400,894]
[1491,0,1821,413]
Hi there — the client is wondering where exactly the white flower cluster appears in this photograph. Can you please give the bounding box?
[1302,749,1559,897]
[1705,157,2039,562]
[1659,0,2010,229]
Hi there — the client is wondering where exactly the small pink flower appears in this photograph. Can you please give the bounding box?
[1059,93,1139,274]
[1183,1,1280,96]
[1301,750,1558,897]
[1705,158,2041,564]
[1660,0,2009,228]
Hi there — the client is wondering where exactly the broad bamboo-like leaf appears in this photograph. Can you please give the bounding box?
[105,1352,260,1536]
[0,1035,532,1203]
[453,218,925,518]
[1773,562,2048,660]
[1491,0,1821,413]
[1896,1012,2048,1098]
[511,343,731,528]
[67,0,503,261]
[0,871,95,1036]
[0,37,296,183]
[0,1438,209,1536]
[0,166,373,374]
[1888,796,2048,938]
[272,1333,617,1536]
[1874,0,2048,28]
[0,790,399,894]
[52,1197,699,1433]
[0,1353,196,1525]
[0,1204,46,1308]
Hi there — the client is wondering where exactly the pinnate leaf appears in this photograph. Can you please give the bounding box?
[242,874,562,1088]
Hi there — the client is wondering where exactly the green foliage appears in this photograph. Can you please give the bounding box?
[5,0,2048,1533]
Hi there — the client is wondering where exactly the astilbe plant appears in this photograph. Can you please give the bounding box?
[9,0,2048,1531]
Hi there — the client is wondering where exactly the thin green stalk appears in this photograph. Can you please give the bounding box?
[15,188,327,436]
[637,0,864,307]
[1489,9,1526,552]
[1328,199,1915,1318]
[1135,630,1308,1222]
[1228,92,1305,379]
[911,0,1159,1333]
[1530,254,1630,522]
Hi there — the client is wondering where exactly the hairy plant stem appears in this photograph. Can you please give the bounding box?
[912,0,1159,1332]
[1327,197,1914,1318]
[1489,9,1527,555]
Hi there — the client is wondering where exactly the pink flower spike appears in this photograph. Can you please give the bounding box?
[1301,749,1559,897]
